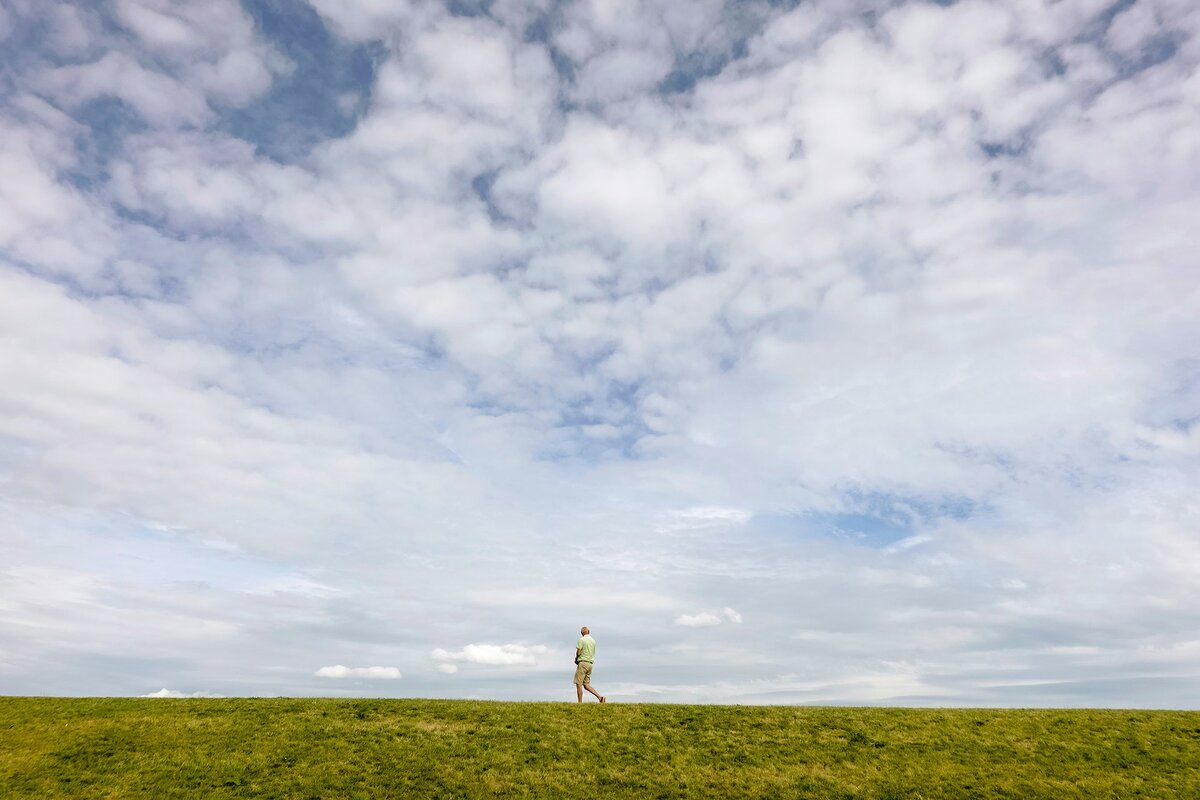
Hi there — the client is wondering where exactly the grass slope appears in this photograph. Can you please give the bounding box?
[2,698,1198,798]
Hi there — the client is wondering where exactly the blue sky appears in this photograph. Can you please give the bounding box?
[1,0,1199,706]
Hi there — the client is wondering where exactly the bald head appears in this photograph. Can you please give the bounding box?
[580,626,589,635]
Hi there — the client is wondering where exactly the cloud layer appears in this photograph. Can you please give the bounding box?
[0,0,1198,706]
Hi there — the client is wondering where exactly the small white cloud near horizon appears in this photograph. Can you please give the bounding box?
[658,507,753,532]
[723,608,743,624]
[679,507,752,524]
[676,612,723,628]
[886,534,934,554]
[438,663,459,674]
[431,643,548,666]
[315,665,402,679]
[141,688,223,698]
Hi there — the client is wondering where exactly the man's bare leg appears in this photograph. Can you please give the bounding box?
[576,683,583,703]
[584,683,604,702]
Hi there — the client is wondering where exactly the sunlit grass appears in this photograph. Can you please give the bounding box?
[2,698,1198,798]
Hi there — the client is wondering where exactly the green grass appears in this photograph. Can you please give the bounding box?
[2,698,1198,798]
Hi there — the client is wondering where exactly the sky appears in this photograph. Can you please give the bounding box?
[0,0,1198,707]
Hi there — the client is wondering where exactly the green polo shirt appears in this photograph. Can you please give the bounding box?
[576,634,596,663]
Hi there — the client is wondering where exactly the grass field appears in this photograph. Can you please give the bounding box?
[2,698,1198,798]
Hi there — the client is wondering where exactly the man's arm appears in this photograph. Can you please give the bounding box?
[575,647,581,664]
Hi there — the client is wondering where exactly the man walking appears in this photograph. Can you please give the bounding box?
[574,626,605,703]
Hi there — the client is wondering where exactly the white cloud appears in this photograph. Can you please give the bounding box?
[306,0,424,41]
[34,51,211,127]
[115,0,199,52]
[141,688,222,698]
[47,4,95,54]
[656,507,753,533]
[33,0,286,127]
[414,26,518,118]
[438,663,458,675]
[676,613,722,628]
[1106,1,1162,55]
[431,644,549,666]
[315,665,402,679]
[723,608,743,624]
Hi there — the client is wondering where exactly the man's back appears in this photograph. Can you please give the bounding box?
[577,633,596,662]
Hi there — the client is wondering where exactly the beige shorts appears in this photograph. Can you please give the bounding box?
[573,660,593,685]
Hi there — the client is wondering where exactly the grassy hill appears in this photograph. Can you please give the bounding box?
[2,697,1198,798]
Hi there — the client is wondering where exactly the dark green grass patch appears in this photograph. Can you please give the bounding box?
[2,698,1198,798]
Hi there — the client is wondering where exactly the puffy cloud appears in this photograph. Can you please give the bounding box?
[34,51,211,128]
[431,644,549,666]
[305,0,427,42]
[30,0,287,129]
[46,4,95,54]
[671,608,742,628]
[315,666,402,679]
